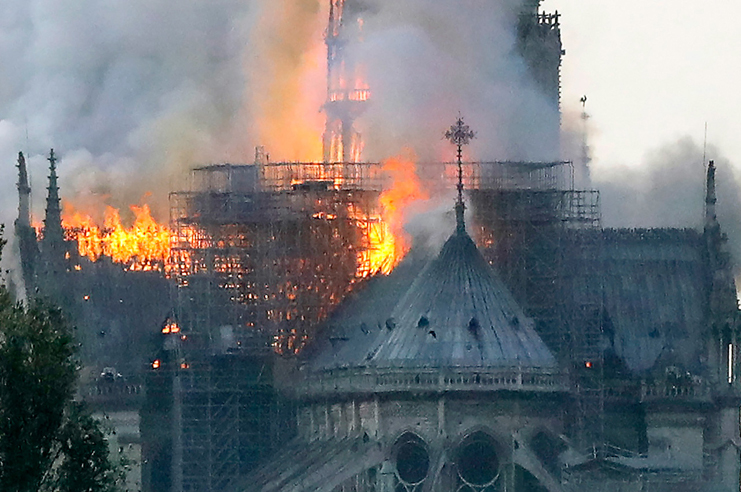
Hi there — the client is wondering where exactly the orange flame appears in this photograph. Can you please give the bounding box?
[356,153,428,276]
[246,0,326,161]
[162,320,180,334]
[62,202,170,271]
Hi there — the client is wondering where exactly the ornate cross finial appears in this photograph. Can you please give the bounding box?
[445,116,475,234]
[48,148,57,168]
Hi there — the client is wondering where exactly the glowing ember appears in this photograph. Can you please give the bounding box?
[62,202,170,271]
[162,320,181,334]
[329,88,370,102]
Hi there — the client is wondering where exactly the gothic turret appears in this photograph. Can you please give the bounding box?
[704,161,737,320]
[39,149,69,297]
[16,152,31,227]
[14,151,39,296]
[699,164,741,491]
[701,160,740,394]
[705,160,717,226]
[43,149,64,261]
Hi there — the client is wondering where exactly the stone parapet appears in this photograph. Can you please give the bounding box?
[298,366,568,399]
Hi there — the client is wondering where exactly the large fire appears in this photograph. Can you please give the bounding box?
[60,156,425,279]
[358,154,429,276]
[246,0,327,162]
[62,202,170,271]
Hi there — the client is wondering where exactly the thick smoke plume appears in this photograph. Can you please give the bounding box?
[1,1,248,222]
[0,0,333,278]
[0,1,331,224]
[593,137,741,268]
[0,0,561,273]
[353,0,559,163]
[3,3,736,259]
[560,104,741,271]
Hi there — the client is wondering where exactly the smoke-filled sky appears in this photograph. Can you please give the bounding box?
[0,1,252,221]
[0,0,559,227]
[545,0,741,178]
[546,0,741,270]
[1,0,740,256]
[350,0,559,163]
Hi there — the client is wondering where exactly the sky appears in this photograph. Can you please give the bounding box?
[543,0,741,175]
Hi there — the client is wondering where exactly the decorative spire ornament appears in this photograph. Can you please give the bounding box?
[43,148,65,255]
[445,116,475,234]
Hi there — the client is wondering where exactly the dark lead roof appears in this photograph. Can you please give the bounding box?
[600,229,706,373]
[311,228,556,371]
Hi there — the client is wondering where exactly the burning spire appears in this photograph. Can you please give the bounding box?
[323,0,370,163]
[445,116,475,235]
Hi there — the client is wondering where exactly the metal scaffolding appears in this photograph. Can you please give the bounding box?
[156,159,606,491]
[175,353,284,492]
[169,162,386,354]
[468,161,604,448]
[168,159,600,364]
[142,338,290,492]
[158,162,392,492]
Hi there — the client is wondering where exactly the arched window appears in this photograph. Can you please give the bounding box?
[394,433,430,492]
[456,431,500,491]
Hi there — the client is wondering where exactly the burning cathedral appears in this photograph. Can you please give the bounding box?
[11,0,741,491]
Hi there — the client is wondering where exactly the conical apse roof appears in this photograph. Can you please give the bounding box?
[311,228,556,371]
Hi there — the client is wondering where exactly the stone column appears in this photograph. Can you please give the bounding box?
[378,460,396,492]
[717,406,740,490]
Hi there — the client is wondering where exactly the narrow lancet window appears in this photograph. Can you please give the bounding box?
[728,343,734,384]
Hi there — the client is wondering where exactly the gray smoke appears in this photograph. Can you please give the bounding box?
[0,0,557,217]
[354,0,559,162]
[593,137,741,266]
[0,0,261,226]
[0,0,269,280]
[560,107,591,189]
[0,0,566,279]
[405,193,458,255]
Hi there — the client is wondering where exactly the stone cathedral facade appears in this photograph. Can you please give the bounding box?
[244,161,741,491]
